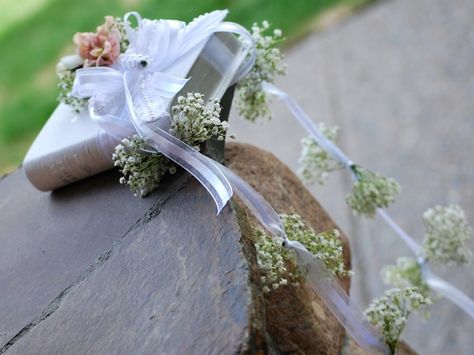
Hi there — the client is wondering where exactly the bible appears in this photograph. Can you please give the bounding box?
[23,32,246,191]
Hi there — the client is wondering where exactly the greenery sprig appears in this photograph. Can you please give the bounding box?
[112,135,176,197]
[56,64,88,112]
[254,213,351,293]
[280,213,351,277]
[381,257,430,297]
[299,123,342,185]
[346,165,401,218]
[170,93,228,149]
[365,287,431,355]
[297,124,401,217]
[236,21,286,122]
[113,92,228,196]
[254,229,296,293]
[422,204,472,266]
[382,204,472,290]
[376,204,472,351]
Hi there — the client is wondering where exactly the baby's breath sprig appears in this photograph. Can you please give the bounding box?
[298,123,342,185]
[379,205,472,317]
[236,21,286,122]
[254,229,297,293]
[381,257,430,297]
[346,165,401,218]
[170,92,228,149]
[281,213,351,277]
[254,213,351,294]
[114,92,228,196]
[112,16,130,52]
[295,124,400,216]
[56,58,88,112]
[365,287,431,355]
[112,135,176,197]
[422,204,472,266]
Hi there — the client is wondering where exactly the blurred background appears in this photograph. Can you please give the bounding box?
[1,0,473,354]
[0,0,368,173]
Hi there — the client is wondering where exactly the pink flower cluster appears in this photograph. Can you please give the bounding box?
[73,16,121,67]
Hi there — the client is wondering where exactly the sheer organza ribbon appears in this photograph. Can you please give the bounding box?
[70,11,390,353]
[262,82,474,319]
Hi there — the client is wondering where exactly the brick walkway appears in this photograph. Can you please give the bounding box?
[230,0,474,353]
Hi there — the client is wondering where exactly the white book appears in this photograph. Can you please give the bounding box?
[24,33,246,191]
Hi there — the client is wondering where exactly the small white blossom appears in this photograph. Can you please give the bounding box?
[422,204,472,266]
[365,287,431,354]
[112,135,176,197]
[381,257,429,297]
[170,92,228,146]
[56,68,88,112]
[346,165,401,218]
[254,213,351,294]
[281,213,351,277]
[114,92,227,196]
[112,16,130,51]
[57,54,84,72]
[236,21,286,121]
[298,123,342,185]
[254,229,296,293]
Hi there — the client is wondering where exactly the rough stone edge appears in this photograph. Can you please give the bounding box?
[226,143,352,354]
[233,195,348,355]
[233,202,278,354]
[0,175,188,354]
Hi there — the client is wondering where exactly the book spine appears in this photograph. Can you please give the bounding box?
[24,132,118,191]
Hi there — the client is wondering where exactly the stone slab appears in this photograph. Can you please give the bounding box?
[6,177,251,355]
[0,169,158,345]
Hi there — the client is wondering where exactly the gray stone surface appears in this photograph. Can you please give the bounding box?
[5,177,251,355]
[230,0,474,353]
[0,169,157,346]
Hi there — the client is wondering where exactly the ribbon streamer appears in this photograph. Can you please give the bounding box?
[421,265,474,318]
[263,82,474,319]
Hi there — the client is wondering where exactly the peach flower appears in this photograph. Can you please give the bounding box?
[74,16,121,67]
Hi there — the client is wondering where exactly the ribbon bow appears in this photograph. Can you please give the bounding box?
[72,10,253,213]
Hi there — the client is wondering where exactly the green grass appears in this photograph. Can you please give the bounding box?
[0,0,365,173]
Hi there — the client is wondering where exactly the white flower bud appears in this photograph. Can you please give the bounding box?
[60,54,84,70]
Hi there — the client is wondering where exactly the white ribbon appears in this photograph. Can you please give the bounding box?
[263,82,474,320]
